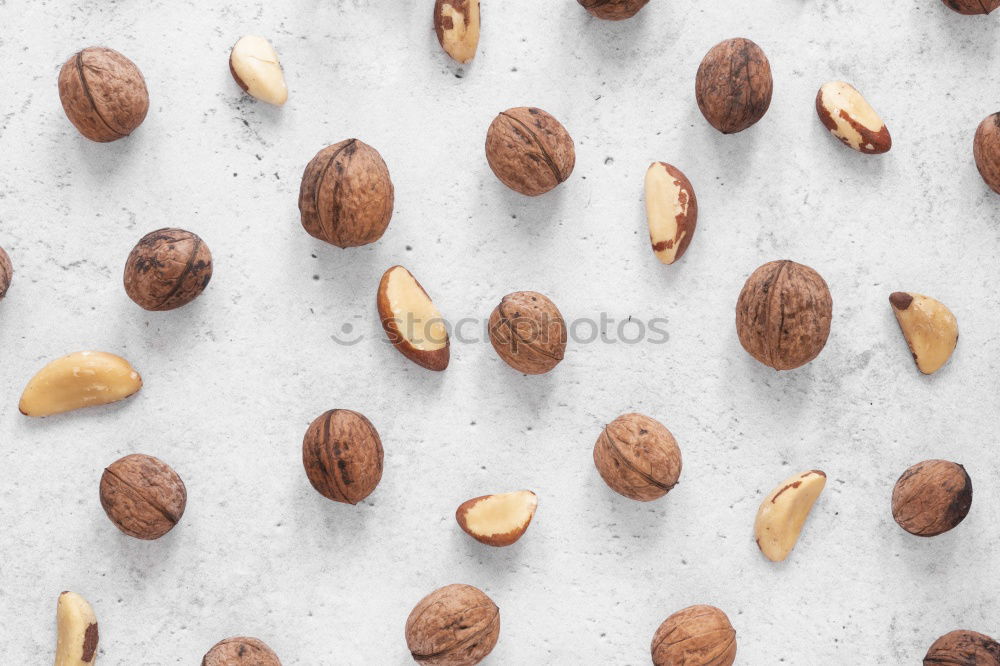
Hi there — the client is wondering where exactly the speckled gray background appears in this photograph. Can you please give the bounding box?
[1,0,999,663]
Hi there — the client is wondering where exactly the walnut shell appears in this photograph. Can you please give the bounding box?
[123,228,213,311]
[100,453,187,540]
[735,260,833,371]
[577,0,651,20]
[58,47,149,142]
[405,584,500,666]
[695,38,772,134]
[651,605,737,666]
[974,112,1000,195]
[488,291,567,375]
[202,636,282,666]
[0,245,12,300]
[298,139,394,248]
[593,413,682,502]
[485,107,575,196]
[302,409,384,505]
[924,630,1000,665]
[942,0,1000,14]
[892,460,972,537]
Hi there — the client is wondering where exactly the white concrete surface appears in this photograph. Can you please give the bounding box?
[1,0,998,663]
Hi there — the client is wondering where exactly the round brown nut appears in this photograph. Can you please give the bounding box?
[735,260,833,371]
[485,107,575,196]
[577,0,650,20]
[298,139,394,248]
[58,47,149,142]
[942,0,1000,14]
[100,453,186,540]
[488,291,567,375]
[892,460,972,537]
[0,245,12,300]
[302,409,383,505]
[405,584,499,666]
[202,636,281,666]
[593,413,682,501]
[974,112,1000,195]
[651,605,737,666]
[924,629,1000,665]
[695,38,772,134]
[123,228,213,311]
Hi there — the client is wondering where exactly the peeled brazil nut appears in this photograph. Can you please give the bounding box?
[644,162,697,264]
[816,81,891,154]
[485,107,575,196]
[378,265,449,371]
[58,46,149,142]
[577,0,651,20]
[889,292,958,375]
[973,112,1000,195]
[20,351,142,417]
[405,584,500,665]
[488,291,567,374]
[202,636,282,665]
[593,413,682,502]
[754,470,826,562]
[942,0,1000,14]
[434,0,480,64]
[229,35,288,106]
[892,460,972,537]
[456,490,538,547]
[54,591,98,666]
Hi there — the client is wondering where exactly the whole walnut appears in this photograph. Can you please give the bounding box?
[58,47,149,142]
[696,38,772,134]
[892,460,972,537]
[735,260,833,371]
[302,409,383,505]
[942,0,1000,14]
[485,107,575,196]
[202,637,282,666]
[123,228,213,311]
[405,584,500,666]
[974,113,1000,195]
[577,0,650,20]
[298,139,394,248]
[924,630,1000,665]
[0,245,12,300]
[651,605,737,666]
[488,291,567,375]
[100,453,187,540]
[593,413,682,501]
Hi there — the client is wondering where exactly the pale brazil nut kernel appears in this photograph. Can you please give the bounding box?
[378,265,450,371]
[58,46,148,142]
[229,35,288,106]
[892,460,972,537]
[816,81,891,154]
[202,636,282,666]
[889,292,958,375]
[924,629,1000,665]
[302,409,384,505]
[434,0,480,64]
[593,413,682,502]
[973,112,1000,195]
[123,228,213,311]
[644,162,698,264]
[696,38,772,134]
[100,453,187,540]
[488,291,567,374]
[54,591,98,666]
[577,0,651,20]
[485,107,575,196]
[456,490,538,547]
[754,470,826,562]
[0,245,11,300]
[19,351,142,417]
[651,605,736,666]
[942,0,1000,14]
[405,584,500,665]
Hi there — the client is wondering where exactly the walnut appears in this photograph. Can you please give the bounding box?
[58,47,149,142]
[593,413,682,501]
[695,38,772,134]
[651,605,736,666]
[735,260,833,370]
[892,460,972,537]
[298,139,394,248]
[123,228,213,311]
[941,0,1000,14]
[405,584,500,666]
[202,636,282,666]
[100,454,187,540]
[485,107,575,196]
[302,409,384,505]
[924,630,1000,665]
[488,291,567,375]
[974,112,1000,195]
[0,245,11,300]
[577,0,651,20]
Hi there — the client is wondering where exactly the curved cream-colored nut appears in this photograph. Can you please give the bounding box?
[889,292,958,375]
[229,35,288,106]
[816,81,891,154]
[377,266,449,371]
[644,162,698,265]
[55,591,98,666]
[456,490,538,547]
[754,470,826,562]
[20,351,142,417]
[434,0,480,64]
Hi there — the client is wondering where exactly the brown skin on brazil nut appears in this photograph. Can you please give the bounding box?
[924,629,1000,665]
[593,413,682,501]
[488,291,567,374]
[577,0,651,20]
[58,47,149,142]
[651,605,737,666]
[485,107,575,196]
[124,228,213,311]
[302,409,384,505]
[696,38,772,134]
[892,460,972,537]
[100,453,187,540]
[0,245,11,300]
[405,584,500,666]
[202,636,282,666]
[942,0,1000,14]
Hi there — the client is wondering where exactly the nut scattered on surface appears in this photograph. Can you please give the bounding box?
[892,460,972,537]
[889,292,958,375]
[924,629,1000,665]
[202,636,282,666]
[19,351,142,417]
[651,605,736,666]
[488,291,566,374]
[736,260,833,371]
[456,490,538,547]
[593,413,682,502]
[0,245,11,300]
[229,35,288,106]
[299,139,395,247]
[644,162,698,265]
[434,0,480,64]
[815,81,891,154]
[54,591,98,666]
[405,584,500,666]
[378,265,450,371]
[485,107,575,196]
[973,112,1000,195]
[123,228,213,311]
[577,0,651,20]
[695,38,772,134]
[58,46,149,142]
[302,409,384,505]
[100,453,187,540]
[941,0,1000,14]
[754,470,826,562]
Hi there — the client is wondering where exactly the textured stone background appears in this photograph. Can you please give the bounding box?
[1,0,999,663]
